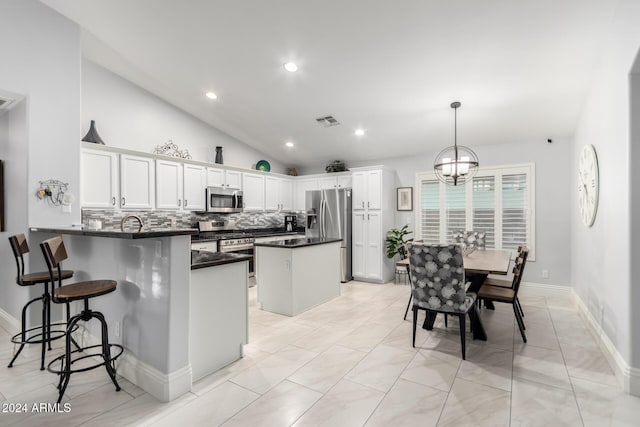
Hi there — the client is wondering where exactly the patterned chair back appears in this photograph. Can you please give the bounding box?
[408,244,475,313]
[452,230,486,250]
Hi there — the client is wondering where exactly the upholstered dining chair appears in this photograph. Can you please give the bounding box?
[408,243,478,359]
[477,247,529,342]
[452,230,487,251]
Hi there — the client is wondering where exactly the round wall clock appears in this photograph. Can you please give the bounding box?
[578,144,599,227]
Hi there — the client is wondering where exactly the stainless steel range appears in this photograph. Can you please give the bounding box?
[197,222,256,277]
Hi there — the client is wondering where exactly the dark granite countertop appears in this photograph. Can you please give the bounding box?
[254,237,342,248]
[191,250,252,270]
[30,226,197,239]
[192,228,305,242]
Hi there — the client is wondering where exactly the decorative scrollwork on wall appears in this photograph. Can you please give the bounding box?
[153,140,192,160]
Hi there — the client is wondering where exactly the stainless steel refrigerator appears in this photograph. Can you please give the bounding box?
[305,188,352,282]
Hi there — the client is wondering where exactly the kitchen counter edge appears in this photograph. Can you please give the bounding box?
[30,226,198,239]
[191,251,252,270]
[254,237,343,248]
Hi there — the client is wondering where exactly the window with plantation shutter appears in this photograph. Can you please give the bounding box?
[445,184,466,243]
[502,173,528,251]
[419,180,440,244]
[415,164,535,259]
[472,176,495,248]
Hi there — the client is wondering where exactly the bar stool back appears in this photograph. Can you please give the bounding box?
[7,233,74,370]
[40,236,122,403]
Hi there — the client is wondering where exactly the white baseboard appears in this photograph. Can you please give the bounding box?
[518,282,639,396]
[519,281,572,298]
[81,332,192,402]
[572,291,640,396]
[0,307,20,334]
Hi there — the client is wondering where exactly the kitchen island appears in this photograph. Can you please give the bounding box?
[29,227,249,402]
[255,237,342,316]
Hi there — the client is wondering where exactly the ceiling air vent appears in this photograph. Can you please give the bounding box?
[0,96,15,110]
[315,115,340,127]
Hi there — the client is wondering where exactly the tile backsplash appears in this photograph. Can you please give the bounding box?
[82,209,305,231]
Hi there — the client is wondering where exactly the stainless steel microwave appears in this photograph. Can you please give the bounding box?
[205,187,243,213]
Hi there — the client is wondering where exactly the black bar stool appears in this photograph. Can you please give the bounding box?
[40,236,123,404]
[7,234,74,370]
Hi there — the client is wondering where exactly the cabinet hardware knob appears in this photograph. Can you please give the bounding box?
[368,201,370,208]
[111,197,116,206]
[184,199,187,207]
[178,199,181,207]
[368,214,370,220]
[122,197,125,206]
[362,201,365,208]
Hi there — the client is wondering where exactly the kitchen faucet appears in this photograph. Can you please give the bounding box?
[120,214,144,232]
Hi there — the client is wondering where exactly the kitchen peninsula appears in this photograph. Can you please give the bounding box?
[29,226,250,402]
[255,237,342,316]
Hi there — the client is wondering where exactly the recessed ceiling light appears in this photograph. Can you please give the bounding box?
[205,92,217,100]
[355,129,365,136]
[285,141,295,147]
[283,62,299,73]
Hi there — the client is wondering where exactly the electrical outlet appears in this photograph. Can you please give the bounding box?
[542,270,549,279]
[115,320,121,337]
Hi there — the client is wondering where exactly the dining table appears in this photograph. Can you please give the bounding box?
[396,248,512,341]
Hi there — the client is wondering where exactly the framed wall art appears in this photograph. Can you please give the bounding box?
[397,187,413,211]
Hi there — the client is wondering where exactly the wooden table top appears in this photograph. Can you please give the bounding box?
[396,249,512,276]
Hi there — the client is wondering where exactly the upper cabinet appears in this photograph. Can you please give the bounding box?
[156,159,183,210]
[352,170,381,210]
[265,176,293,211]
[81,149,118,208]
[317,175,352,190]
[207,167,242,190]
[120,154,155,209]
[242,172,265,211]
[183,164,206,211]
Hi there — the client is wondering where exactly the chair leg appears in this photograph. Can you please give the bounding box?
[404,293,413,321]
[513,304,527,343]
[40,292,47,371]
[459,313,466,360]
[444,314,448,328]
[94,311,121,392]
[412,307,418,347]
[516,297,525,319]
[66,301,82,352]
[57,314,83,404]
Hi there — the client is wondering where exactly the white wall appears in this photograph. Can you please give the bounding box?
[82,59,286,174]
[571,0,640,389]
[0,0,81,323]
[303,137,573,286]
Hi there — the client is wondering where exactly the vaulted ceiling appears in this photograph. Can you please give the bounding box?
[42,0,617,167]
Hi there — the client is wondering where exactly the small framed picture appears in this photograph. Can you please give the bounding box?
[397,187,413,211]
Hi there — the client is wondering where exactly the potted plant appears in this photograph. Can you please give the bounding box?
[385,225,413,259]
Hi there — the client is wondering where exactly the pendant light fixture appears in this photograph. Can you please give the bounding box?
[433,101,479,185]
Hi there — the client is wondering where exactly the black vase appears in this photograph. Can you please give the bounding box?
[81,120,105,145]
[215,146,223,164]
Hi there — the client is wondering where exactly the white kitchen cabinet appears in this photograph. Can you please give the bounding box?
[242,172,265,211]
[120,154,155,209]
[156,159,183,209]
[294,178,318,211]
[207,167,242,190]
[265,176,293,211]
[350,167,395,283]
[352,170,381,210]
[318,174,352,190]
[81,149,118,208]
[183,164,206,211]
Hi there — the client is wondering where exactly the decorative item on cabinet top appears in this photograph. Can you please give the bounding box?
[286,168,298,176]
[256,160,271,172]
[325,160,348,173]
[153,140,192,160]
[82,120,106,145]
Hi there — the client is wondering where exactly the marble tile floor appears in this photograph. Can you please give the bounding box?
[1,281,639,426]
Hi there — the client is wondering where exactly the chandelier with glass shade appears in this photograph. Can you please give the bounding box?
[433,101,479,186]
